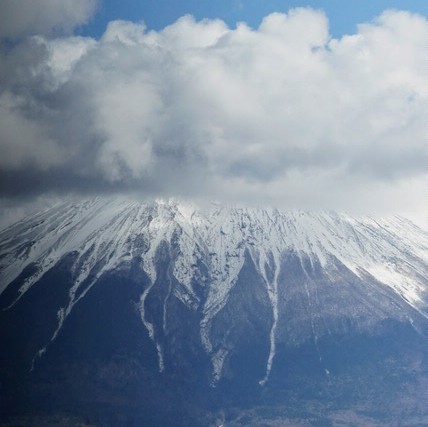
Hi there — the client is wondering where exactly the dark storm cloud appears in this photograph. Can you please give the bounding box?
[0,6,427,214]
[0,0,97,39]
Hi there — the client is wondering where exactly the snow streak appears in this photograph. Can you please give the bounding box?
[257,250,281,386]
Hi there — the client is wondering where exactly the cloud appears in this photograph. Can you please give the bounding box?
[0,0,97,39]
[0,7,426,216]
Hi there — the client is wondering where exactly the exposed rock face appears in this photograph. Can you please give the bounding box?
[1,198,427,426]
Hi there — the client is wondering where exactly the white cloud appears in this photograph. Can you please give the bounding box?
[0,8,426,218]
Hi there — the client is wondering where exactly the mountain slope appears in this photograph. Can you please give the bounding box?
[1,198,427,425]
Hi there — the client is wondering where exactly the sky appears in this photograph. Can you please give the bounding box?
[82,0,428,39]
[0,0,427,227]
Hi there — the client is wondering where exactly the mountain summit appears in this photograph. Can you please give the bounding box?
[1,198,427,426]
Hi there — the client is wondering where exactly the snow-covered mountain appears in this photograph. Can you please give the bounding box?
[1,197,428,426]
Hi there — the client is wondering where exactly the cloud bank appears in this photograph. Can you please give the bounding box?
[0,3,426,215]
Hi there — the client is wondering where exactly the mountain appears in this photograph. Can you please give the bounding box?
[0,198,427,426]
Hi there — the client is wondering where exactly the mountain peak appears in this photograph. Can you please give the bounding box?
[1,197,427,381]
